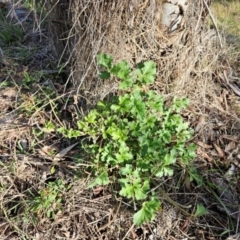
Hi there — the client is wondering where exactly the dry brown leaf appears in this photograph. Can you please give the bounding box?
[0,221,9,236]
[225,141,236,153]
[93,186,104,195]
[53,142,78,161]
[195,115,206,132]
[73,95,78,105]
[130,226,138,239]
[2,88,17,98]
[38,145,59,157]
[213,143,225,158]
[180,219,189,232]
[63,231,71,238]
[222,135,239,142]
[196,141,212,149]
[197,148,213,162]
[210,150,220,157]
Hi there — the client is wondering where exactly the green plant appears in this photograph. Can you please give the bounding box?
[194,204,208,217]
[0,22,24,46]
[25,0,47,16]
[61,53,196,225]
[19,85,57,117]
[28,179,69,218]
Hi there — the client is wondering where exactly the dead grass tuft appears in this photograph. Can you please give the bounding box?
[68,0,229,113]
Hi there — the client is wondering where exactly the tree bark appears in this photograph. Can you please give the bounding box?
[161,0,188,32]
[68,0,217,105]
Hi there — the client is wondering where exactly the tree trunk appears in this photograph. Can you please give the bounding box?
[68,0,218,107]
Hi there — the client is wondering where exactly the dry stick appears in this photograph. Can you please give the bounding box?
[76,32,106,96]
[59,4,89,67]
[38,0,60,29]
[236,214,239,234]
[98,198,122,231]
[29,92,72,120]
[202,0,223,48]
[195,0,204,31]
[122,224,135,240]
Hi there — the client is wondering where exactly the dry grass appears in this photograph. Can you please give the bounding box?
[67,0,227,114]
[211,0,240,37]
[210,0,240,113]
[0,0,240,239]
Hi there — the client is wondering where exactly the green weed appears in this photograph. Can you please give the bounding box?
[58,54,197,226]
[194,204,208,217]
[0,9,24,46]
[28,178,69,219]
